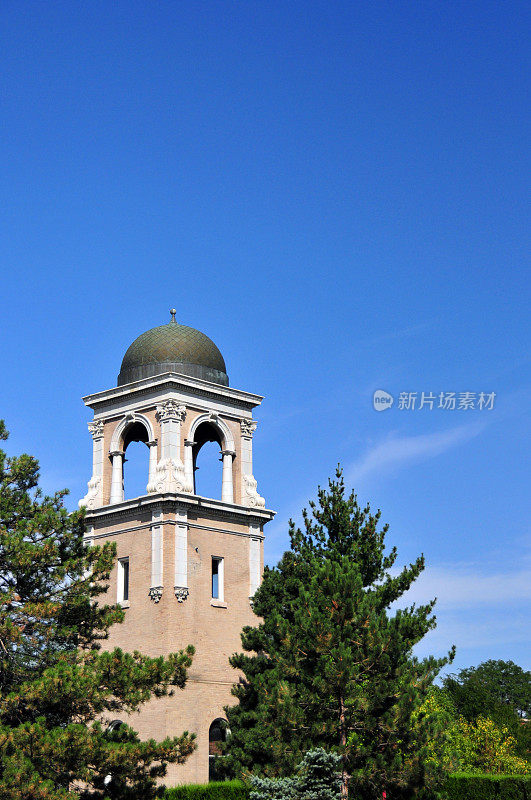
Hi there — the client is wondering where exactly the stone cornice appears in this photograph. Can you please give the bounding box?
[84,521,265,541]
[82,371,263,412]
[84,492,275,526]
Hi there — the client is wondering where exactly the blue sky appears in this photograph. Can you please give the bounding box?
[1,0,529,674]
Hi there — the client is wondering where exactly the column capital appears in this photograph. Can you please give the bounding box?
[240,418,258,438]
[146,439,158,448]
[184,438,195,447]
[174,586,189,602]
[88,419,104,439]
[157,400,187,423]
[109,449,124,458]
[148,586,163,603]
[221,449,235,458]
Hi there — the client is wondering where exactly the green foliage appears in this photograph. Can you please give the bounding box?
[442,660,531,761]
[450,717,529,775]
[295,749,342,800]
[249,750,341,800]
[419,688,530,775]
[164,781,248,800]
[222,469,453,799]
[249,777,296,800]
[444,772,531,800]
[443,661,530,721]
[0,421,196,799]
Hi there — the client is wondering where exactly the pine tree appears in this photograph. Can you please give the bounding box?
[222,469,454,800]
[0,420,195,799]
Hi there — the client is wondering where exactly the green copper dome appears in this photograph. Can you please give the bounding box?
[118,312,228,386]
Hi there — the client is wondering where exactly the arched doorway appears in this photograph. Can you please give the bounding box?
[208,718,229,781]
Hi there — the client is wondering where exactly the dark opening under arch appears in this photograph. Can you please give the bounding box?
[122,421,150,499]
[208,718,228,781]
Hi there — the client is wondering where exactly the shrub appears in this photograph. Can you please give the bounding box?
[444,772,531,800]
[249,749,341,800]
[165,779,249,800]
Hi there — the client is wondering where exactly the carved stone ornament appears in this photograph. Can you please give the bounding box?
[149,586,163,603]
[87,419,104,439]
[147,458,193,494]
[240,419,257,438]
[174,586,189,603]
[79,476,102,509]
[156,400,187,423]
[242,473,266,508]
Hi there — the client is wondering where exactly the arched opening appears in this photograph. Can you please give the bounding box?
[123,421,149,500]
[107,719,125,733]
[208,718,229,782]
[193,422,222,499]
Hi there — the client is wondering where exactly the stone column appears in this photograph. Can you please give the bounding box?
[148,401,191,494]
[159,401,184,462]
[83,525,95,580]
[240,419,265,508]
[240,418,256,479]
[79,419,105,509]
[109,450,125,505]
[249,523,262,602]
[184,439,195,494]
[149,508,164,603]
[147,440,158,489]
[174,506,189,602]
[221,449,235,504]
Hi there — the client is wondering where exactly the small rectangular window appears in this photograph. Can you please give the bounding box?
[117,557,130,603]
[211,556,224,601]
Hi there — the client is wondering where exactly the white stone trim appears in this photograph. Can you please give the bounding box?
[109,450,125,505]
[184,439,195,492]
[239,418,265,508]
[241,474,265,508]
[87,520,264,540]
[147,441,158,489]
[110,412,155,452]
[249,530,261,599]
[148,401,191,495]
[188,412,235,452]
[85,492,275,523]
[240,419,257,439]
[79,420,105,509]
[150,509,163,598]
[148,586,163,603]
[174,508,188,601]
[221,450,235,504]
[83,372,264,410]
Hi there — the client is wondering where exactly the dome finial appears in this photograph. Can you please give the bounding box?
[170,308,177,323]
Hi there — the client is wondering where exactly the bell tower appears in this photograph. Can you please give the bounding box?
[80,311,274,784]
